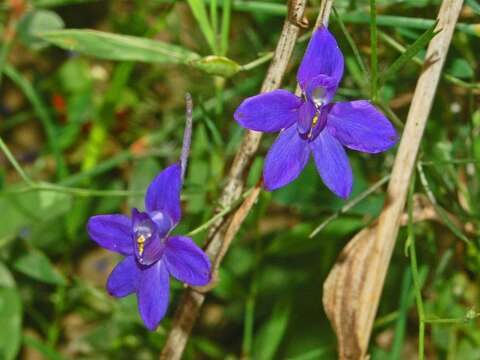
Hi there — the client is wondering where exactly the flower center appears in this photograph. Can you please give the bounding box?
[132,208,172,266]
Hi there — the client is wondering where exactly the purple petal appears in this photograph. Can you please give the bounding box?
[145,163,182,224]
[305,75,338,106]
[164,236,211,286]
[234,90,302,133]
[263,125,310,191]
[87,214,133,255]
[106,256,140,297]
[327,100,399,153]
[310,130,352,199]
[137,260,170,330]
[297,100,316,137]
[297,27,344,91]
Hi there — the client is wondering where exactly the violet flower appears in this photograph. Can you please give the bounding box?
[87,107,210,330]
[234,27,398,198]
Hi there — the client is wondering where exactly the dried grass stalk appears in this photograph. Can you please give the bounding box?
[322,0,464,358]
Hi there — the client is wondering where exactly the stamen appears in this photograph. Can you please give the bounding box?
[137,234,146,256]
[308,114,319,139]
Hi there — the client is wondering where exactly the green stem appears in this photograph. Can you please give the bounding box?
[220,0,232,56]
[379,31,480,90]
[369,0,378,101]
[4,65,68,178]
[4,183,144,197]
[333,6,369,82]
[407,172,425,360]
[240,52,274,71]
[0,136,35,186]
[309,175,389,238]
[210,0,218,39]
[187,188,253,236]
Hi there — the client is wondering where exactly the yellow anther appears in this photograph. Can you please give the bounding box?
[307,114,319,139]
[137,235,146,256]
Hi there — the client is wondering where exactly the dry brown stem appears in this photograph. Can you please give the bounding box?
[159,1,337,358]
[322,0,464,359]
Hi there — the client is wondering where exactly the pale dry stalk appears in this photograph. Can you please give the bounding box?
[322,0,464,359]
[159,1,337,359]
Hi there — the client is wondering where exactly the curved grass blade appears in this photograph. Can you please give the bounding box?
[38,29,201,64]
[381,21,439,84]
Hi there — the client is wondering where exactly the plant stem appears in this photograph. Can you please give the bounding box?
[309,175,389,238]
[0,137,35,186]
[369,0,378,101]
[407,173,425,360]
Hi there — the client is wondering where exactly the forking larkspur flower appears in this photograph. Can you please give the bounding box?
[234,27,398,198]
[87,98,211,330]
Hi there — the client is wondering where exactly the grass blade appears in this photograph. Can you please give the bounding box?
[381,21,438,84]
[369,0,378,100]
[38,29,201,64]
[4,65,67,179]
[220,0,232,56]
[187,0,217,53]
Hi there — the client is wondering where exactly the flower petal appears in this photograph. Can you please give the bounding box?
[145,163,182,224]
[297,100,316,137]
[164,236,211,286]
[263,125,310,191]
[327,101,399,153]
[297,27,344,91]
[137,260,170,331]
[87,214,133,255]
[234,90,302,132]
[106,256,140,297]
[305,74,338,106]
[310,130,352,199]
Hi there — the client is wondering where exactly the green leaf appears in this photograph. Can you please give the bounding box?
[253,300,291,360]
[14,251,66,286]
[381,21,439,83]
[448,58,474,79]
[38,29,201,64]
[0,191,72,245]
[192,55,241,77]
[0,262,15,288]
[0,287,22,360]
[186,0,217,53]
[17,10,65,50]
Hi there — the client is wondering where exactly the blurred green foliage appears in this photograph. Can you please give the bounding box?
[0,0,479,359]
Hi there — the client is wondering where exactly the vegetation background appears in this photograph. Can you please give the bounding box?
[0,0,479,359]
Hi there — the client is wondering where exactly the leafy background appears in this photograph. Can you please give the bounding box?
[0,0,479,359]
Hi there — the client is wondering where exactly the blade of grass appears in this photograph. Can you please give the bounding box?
[369,0,378,101]
[309,175,390,238]
[4,65,68,179]
[407,173,426,360]
[210,0,218,36]
[380,22,438,84]
[38,29,201,64]
[417,162,470,244]
[220,0,232,56]
[333,6,368,83]
[341,13,480,37]
[187,0,218,53]
[379,30,480,89]
[390,269,412,360]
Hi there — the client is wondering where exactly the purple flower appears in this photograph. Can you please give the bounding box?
[87,162,211,330]
[234,27,398,198]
